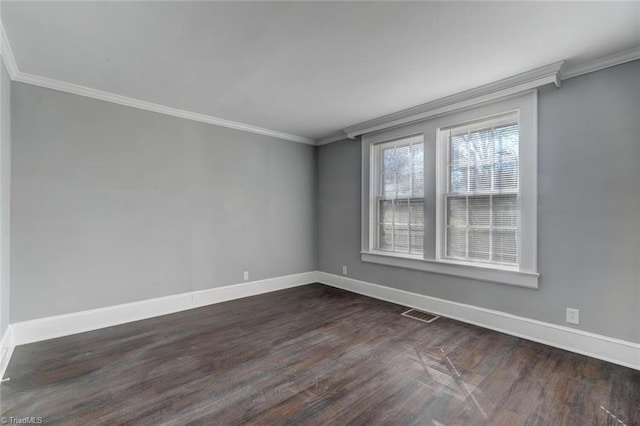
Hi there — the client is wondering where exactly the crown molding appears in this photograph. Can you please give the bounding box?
[342,61,564,139]
[2,9,638,147]
[13,72,315,145]
[560,46,640,80]
[0,20,18,79]
[337,47,640,142]
[316,131,349,146]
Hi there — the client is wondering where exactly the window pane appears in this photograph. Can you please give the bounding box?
[471,128,493,162]
[410,199,424,226]
[382,172,394,197]
[467,129,487,191]
[449,164,468,193]
[383,147,395,171]
[495,158,519,190]
[394,200,409,225]
[493,230,517,264]
[447,197,467,226]
[394,225,409,252]
[450,135,469,192]
[471,164,492,192]
[379,200,394,224]
[379,225,393,250]
[468,229,490,261]
[493,195,518,227]
[396,145,411,196]
[382,148,395,196]
[450,134,469,164]
[412,143,424,196]
[495,124,519,190]
[468,196,491,226]
[410,227,424,254]
[447,227,466,258]
[495,124,519,156]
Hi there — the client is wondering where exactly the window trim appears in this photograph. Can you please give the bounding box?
[361,251,539,288]
[361,91,539,289]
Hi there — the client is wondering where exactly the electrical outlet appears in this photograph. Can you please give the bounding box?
[566,308,579,325]
[243,271,249,281]
[342,265,348,275]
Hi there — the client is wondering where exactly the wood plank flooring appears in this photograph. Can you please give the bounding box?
[1,284,638,425]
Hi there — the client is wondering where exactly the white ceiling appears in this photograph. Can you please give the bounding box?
[2,1,639,141]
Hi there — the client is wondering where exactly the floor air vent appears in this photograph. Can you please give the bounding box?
[401,308,440,323]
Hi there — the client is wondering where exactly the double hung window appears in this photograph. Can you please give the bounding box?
[373,136,424,255]
[362,91,538,288]
[439,112,520,267]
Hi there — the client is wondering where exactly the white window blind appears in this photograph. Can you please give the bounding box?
[374,136,424,255]
[440,112,520,266]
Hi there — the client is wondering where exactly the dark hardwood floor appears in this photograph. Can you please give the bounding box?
[1,284,638,425]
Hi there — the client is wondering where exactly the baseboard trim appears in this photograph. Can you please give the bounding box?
[11,271,316,347]
[316,272,640,371]
[0,325,14,380]
[8,271,639,372]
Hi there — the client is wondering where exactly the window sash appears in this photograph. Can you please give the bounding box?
[446,119,519,195]
[440,112,520,267]
[372,135,424,255]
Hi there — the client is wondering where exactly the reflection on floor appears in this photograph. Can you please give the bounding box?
[1,284,638,425]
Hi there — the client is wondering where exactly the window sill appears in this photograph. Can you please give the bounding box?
[361,251,539,289]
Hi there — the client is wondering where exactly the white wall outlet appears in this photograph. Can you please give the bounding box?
[342,265,348,275]
[566,308,579,325]
[243,271,249,281]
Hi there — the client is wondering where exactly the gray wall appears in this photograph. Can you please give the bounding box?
[318,60,640,343]
[11,82,317,322]
[7,57,640,344]
[0,61,10,337]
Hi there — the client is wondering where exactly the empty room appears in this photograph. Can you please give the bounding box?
[0,1,639,424]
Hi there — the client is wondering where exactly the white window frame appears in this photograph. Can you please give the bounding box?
[369,134,425,256]
[361,91,539,289]
[436,111,521,271]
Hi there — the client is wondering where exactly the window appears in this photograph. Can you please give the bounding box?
[438,112,520,268]
[373,136,424,255]
[361,91,538,288]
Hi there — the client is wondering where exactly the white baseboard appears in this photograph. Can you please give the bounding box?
[0,325,14,380]
[7,271,639,374]
[11,271,317,347]
[317,272,640,371]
